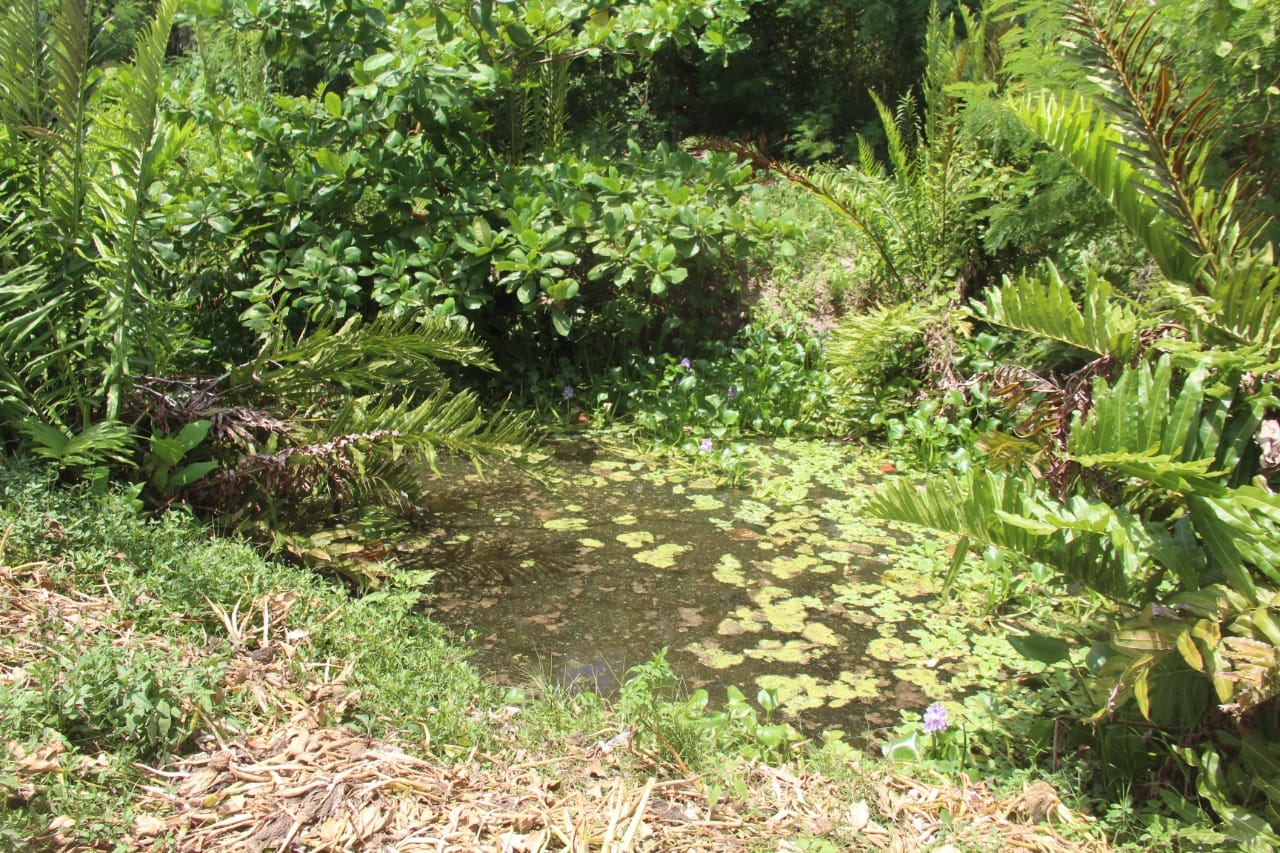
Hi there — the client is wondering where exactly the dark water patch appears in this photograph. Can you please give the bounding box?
[408,438,988,741]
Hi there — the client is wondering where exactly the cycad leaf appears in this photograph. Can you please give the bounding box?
[1071,357,1196,462]
[1211,247,1280,356]
[1013,92,1200,287]
[94,0,178,419]
[869,471,1139,600]
[976,263,1145,359]
[238,314,496,405]
[17,417,135,468]
[1068,356,1250,489]
[1188,490,1280,598]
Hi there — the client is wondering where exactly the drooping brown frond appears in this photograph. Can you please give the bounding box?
[126,375,290,447]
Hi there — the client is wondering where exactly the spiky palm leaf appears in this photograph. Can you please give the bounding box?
[870,469,1164,602]
[875,2,1280,755]
[0,0,46,167]
[46,0,99,246]
[93,0,179,419]
[1061,2,1269,270]
[1013,92,1201,287]
[231,314,498,406]
[976,263,1147,360]
[0,208,71,420]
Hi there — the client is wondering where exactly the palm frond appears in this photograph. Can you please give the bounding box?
[977,263,1147,360]
[870,470,1152,602]
[1054,1,1270,283]
[330,391,534,470]
[45,0,100,244]
[784,163,907,292]
[0,204,83,423]
[1071,354,1261,480]
[1013,91,1200,287]
[236,314,497,406]
[93,0,178,419]
[1187,488,1280,601]
[16,416,135,469]
[1210,246,1280,356]
[1070,356,1205,469]
[0,0,47,169]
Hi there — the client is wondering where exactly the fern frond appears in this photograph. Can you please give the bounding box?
[976,262,1146,359]
[874,91,914,180]
[826,301,933,387]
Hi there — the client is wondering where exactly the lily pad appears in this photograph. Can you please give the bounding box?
[685,641,745,670]
[634,543,688,569]
[866,637,910,663]
[543,517,588,532]
[760,553,821,580]
[712,554,748,587]
[744,638,819,664]
[801,622,841,646]
[616,530,654,549]
[688,493,724,511]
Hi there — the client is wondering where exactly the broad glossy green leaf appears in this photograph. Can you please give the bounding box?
[1008,634,1071,665]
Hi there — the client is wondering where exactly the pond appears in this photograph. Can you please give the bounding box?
[407,437,1014,741]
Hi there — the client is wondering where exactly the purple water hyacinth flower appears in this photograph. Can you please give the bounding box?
[922,702,948,734]
[699,438,713,453]
[563,385,575,400]
[726,385,738,401]
[680,357,692,369]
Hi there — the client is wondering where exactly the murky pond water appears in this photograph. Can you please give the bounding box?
[407,438,989,739]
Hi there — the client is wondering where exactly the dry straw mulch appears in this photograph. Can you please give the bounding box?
[128,643,1107,853]
[130,712,1108,853]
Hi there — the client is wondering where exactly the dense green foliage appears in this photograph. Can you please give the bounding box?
[812,0,1280,844]
[3,0,1280,844]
